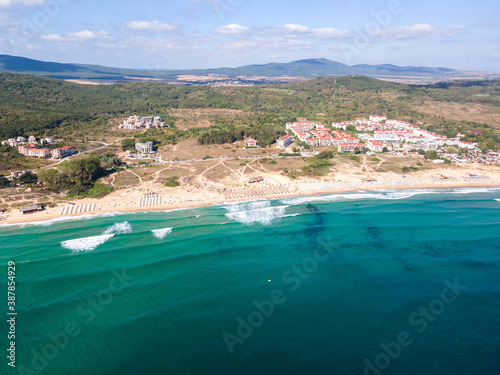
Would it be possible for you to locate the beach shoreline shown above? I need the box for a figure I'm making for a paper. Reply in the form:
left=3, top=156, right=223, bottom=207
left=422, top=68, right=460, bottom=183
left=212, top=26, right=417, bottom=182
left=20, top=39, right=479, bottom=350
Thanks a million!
left=2, top=181, right=499, bottom=227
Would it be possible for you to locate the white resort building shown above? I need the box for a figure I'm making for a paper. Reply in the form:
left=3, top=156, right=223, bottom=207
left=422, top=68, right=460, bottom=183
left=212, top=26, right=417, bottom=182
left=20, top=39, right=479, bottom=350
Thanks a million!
left=135, top=141, right=155, bottom=154
left=276, top=135, right=294, bottom=148
left=121, top=115, right=166, bottom=130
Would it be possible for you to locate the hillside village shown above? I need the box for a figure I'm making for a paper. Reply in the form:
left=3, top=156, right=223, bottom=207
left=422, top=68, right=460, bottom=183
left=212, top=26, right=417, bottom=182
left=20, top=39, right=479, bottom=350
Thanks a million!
left=2, top=135, right=75, bottom=159
left=1, top=110, right=499, bottom=223
left=279, top=115, right=476, bottom=153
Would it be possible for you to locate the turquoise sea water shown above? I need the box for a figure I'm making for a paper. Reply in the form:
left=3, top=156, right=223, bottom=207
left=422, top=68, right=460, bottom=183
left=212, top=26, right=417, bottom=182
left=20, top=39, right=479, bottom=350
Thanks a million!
left=1, top=188, right=500, bottom=375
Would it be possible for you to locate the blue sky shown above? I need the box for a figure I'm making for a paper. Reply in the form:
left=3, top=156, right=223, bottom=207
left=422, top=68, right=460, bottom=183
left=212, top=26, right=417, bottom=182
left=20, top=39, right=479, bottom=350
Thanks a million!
left=1, top=0, right=499, bottom=71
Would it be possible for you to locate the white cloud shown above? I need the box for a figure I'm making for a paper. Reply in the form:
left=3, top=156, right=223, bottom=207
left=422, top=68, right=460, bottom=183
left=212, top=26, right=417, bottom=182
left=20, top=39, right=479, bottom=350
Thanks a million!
left=368, top=23, right=463, bottom=39
left=126, top=21, right=176, bottom=32
left=212, top=23, right=251, bottom=34
left=41, top=30, right=111, bottom=42
left=0, top=0, right=45, bottom=7
left=67, top=30, right=109, bottom=40
left=280, top=24, right=353, bottom=39
left=41, top=33, right=65, bottom=41
left=283, top=24, right=311, bottom=34
left=312, top=28, right=353, bottom=39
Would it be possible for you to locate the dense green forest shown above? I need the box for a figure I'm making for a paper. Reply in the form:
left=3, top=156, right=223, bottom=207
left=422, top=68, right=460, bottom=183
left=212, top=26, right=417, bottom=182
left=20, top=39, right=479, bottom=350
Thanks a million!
left=0, top=73, right=499, bottom=148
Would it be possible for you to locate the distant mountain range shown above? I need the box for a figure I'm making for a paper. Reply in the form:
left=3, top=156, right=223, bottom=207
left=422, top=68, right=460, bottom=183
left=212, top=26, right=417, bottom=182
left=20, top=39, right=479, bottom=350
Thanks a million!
left=0, top=54, right=493, bottom=83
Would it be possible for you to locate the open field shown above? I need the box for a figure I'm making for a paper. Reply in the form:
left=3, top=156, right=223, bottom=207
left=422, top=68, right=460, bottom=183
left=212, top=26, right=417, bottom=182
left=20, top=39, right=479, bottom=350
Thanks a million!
left=168, top=108, right=252, bottom=130
left=415, top=101, right=500, bottom=128
left=159, top=140, right=277, bottom=160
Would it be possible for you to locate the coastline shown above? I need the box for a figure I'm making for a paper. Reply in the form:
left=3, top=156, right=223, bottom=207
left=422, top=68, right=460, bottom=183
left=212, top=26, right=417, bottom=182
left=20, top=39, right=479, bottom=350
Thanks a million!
left=2, top=181, right=499, bottom=228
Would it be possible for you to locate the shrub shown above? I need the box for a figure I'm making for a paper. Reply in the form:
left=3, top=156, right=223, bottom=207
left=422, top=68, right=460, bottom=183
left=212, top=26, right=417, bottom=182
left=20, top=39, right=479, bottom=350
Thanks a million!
left=425, top=150, right=439, bottom=160
left=316, top=151, right=334, bottom=160
left=350, top=155, right=360, bottom=162
left=402, top=166, right=411, bottom=173
left=165, top=178, right=180, bottom=187
left=71, top=183, right=113, bottom=198
left=370, top=157, right=380, bottom=162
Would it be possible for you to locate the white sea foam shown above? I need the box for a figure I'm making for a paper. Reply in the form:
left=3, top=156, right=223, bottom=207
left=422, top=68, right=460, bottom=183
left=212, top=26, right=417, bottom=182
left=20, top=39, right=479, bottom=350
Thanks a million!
left=0, top=211, right=128, bottom=229
left=61, top=234, right=115, bottom=252
left=279, top=188, right=500, bottom=206
left=495, top=199, right=500, bottom=202
left=280, top=191, right=421, bottom=206
left=225, top=201, right=288, bottom=225
left=59, top=221, right=131, bottom=253
left=151, top=227, right=173, bottom=239
left=103, top=221, right=133, bottom=235
left=451, top=187, right=499, bottom=194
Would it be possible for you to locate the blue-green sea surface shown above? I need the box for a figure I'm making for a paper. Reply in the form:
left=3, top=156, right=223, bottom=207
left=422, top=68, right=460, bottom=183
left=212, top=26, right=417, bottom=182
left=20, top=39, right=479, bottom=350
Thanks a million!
left=1, top=188, right=499, bottom=375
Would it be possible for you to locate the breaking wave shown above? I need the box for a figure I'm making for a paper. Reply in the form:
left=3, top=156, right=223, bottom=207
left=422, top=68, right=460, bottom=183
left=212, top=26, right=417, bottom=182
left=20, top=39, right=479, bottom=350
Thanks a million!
left=103, top=221, right=133, bottom=235
left=60, top=221, right=132, bottom=252
left=0, top=212, right=126, bottom=229
left=225, top=201, right=288, bottom=225
left=280, top=188, right=500, bottom=206
left=61, top=234, right=115, bottom=252
left=152, top=227, right=173, bottom=239
left=280, top=191, right=422, bottom=206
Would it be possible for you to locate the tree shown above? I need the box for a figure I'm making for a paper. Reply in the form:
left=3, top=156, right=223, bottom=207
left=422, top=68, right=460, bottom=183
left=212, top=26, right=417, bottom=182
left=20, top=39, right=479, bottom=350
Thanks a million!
left=58, top=156, right=104, bottom=186
left=382, top=146, right=388, bottom=153
left=121, top=139, right=136, bottom=151
left=38, top=169, right=62, bottom=187
left=18, top=172, right=38, bottom=184
left=425, top=150, right=439, bottom=160
left=0, top=176, right=9, bottom=188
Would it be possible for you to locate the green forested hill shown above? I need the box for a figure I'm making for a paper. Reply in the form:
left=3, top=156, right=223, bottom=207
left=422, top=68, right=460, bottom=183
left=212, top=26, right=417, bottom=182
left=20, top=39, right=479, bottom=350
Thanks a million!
left=0, top=55, right=460, bottom=80
left=0, top=72, right=499, bottom=148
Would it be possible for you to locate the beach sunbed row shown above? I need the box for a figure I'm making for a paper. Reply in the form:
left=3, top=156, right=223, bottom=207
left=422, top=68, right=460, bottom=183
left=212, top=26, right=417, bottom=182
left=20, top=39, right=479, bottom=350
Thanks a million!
left=462, top=175, right=500, bottom=184
left=58, top=203, right=97, bottom=216
left=296, top=182, right=363, bottom=192
left=139, top=196, right=163, bottom=207
left=224, top=185, right=293, bottom=199
left=378, top=178, right=426, bottom=187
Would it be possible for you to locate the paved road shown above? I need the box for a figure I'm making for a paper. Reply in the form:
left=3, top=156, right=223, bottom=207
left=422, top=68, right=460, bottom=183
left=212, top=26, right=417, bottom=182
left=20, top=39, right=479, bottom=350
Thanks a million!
left=42, top=139, right=125, bottom=169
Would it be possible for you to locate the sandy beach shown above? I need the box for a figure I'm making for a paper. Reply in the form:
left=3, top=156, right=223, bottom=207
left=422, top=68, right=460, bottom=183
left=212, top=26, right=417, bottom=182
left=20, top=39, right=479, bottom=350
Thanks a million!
left=2, top=164, right=500, bottom=227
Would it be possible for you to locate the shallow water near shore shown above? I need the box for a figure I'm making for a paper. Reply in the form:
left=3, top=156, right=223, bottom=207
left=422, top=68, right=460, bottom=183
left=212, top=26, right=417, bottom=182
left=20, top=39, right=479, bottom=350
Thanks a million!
left=1, top=188, right=500, bottom=375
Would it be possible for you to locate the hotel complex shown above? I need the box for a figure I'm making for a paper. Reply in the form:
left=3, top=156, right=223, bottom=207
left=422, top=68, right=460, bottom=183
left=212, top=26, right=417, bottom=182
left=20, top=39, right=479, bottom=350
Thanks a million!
left=333, top=115, right=476, bottom=150
left=120, top=115, right=166, bottom=130
left=279, top=115, right=478, bottom=153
